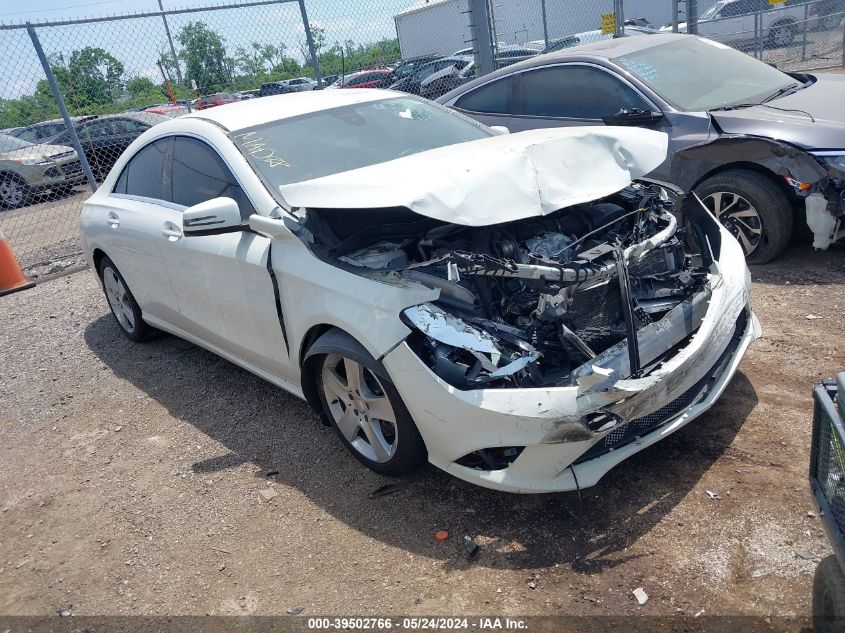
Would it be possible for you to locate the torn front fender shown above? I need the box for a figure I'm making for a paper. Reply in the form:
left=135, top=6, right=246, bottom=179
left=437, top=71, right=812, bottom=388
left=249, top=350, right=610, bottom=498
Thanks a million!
left=671, top=135, right=829, bottom=193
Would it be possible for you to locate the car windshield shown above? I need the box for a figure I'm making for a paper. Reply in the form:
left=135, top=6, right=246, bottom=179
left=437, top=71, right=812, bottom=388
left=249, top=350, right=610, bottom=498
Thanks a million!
left=614, top=36, right=801, bottom=111
left=0, top=133, right=34, bottom=152
left=700, top=1, right=728, bottom=20
left=230, top=96, right=492, bottom=189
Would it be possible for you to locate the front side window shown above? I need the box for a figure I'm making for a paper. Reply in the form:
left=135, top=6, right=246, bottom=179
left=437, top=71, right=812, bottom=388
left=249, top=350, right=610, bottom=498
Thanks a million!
left=454, top=76, right=515, bottom=114
left=230, top=96, right=492, bottom=192
left=515, top=65, right=648, bottom=119
left=171, top=136, right=254, bottom=218
left=112, top=137, right=172, bottom=200
left=79, top=121, right=113, bottom=140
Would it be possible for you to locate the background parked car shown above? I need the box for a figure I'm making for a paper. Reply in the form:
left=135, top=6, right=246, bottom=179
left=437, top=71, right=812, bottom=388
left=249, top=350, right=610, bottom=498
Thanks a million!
left=9, top=118, right=81, bottom=143
left=668, top=0, right=821, bottom=49
left=0, top=134, right=83, bottom=209
left=144, top=104, right=190, bottom=118
left=390, top=56, right=471, bottom=95
left=330, top=68, right=393, bottom=89
left=286, top=77, right=318, bottom=91
left=318, top=74, right=340, bottom=88
left=439, top=33, right=845, bottom=263
left=194, top=92, right=238, bottom=109
left=17, top=112, right=168, bottom=181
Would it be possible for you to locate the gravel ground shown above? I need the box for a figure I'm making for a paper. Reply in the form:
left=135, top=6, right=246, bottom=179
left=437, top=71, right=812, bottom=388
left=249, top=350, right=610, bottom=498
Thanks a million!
left=0, top=243, right=843, bottom=619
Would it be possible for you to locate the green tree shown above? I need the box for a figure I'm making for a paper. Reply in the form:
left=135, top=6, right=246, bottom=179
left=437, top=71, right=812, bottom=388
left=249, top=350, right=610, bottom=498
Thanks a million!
left=47, top=47, right=124, bottom=110
left=126, top=76, right=156, bottom=95
left=177, top=21, right=229, bottom=94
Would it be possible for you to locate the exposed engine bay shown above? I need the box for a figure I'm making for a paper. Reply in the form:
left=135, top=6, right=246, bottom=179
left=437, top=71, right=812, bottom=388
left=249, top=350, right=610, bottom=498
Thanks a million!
left=296, top=183, right=713, bottom=390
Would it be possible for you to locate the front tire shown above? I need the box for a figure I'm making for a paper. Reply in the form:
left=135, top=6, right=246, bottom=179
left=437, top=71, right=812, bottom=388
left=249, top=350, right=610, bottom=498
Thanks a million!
left=98, top=256, right=155, bottom=342
left=308, top=331, right=427, bottom=475
left=813, top=555, right=845, bottom=633
left=695, top=170, right=794, bottom=264
left=0, top=175, right=28, bottom=209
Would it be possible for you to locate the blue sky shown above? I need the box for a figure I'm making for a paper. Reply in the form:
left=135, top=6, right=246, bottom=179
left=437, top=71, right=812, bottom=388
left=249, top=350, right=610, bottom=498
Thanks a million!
left=0, top=0, right=410, bottom=99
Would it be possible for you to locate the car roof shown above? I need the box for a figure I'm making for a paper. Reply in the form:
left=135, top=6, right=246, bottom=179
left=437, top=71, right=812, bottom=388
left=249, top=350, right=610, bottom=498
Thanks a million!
left=442, top=32, right=686, bottom=99
left=184, top=89, right=398, bottom=131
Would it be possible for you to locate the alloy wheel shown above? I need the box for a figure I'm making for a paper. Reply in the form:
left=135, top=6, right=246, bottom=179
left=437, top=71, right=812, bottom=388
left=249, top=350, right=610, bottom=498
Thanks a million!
left=320, top=354, right=398, bottom=464
left=701, top=191, right=763, bottom=257
left=103, top=266, right=136, bottom=334
left=0, top=178, right=24, bottom=208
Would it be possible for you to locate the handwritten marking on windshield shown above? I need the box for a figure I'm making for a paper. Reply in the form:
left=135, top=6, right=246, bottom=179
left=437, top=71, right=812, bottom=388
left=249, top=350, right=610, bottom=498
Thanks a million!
left=232, top=131, right=289, bottom=168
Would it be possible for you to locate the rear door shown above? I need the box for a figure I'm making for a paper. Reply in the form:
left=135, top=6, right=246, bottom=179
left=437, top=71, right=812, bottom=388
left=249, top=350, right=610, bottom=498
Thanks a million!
left=98, top=136, right=181, bottom=322
left=449, top=73, right=517, bottom=128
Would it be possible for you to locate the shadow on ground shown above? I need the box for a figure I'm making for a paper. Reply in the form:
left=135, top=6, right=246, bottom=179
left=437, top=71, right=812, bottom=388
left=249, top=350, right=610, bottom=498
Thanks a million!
left=85, top=312, right=758, bottom=573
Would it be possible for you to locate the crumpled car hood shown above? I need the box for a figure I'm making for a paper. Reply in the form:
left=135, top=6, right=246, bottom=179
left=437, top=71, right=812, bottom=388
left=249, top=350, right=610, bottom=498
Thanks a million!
left=279, top=127, right=668, bottom=226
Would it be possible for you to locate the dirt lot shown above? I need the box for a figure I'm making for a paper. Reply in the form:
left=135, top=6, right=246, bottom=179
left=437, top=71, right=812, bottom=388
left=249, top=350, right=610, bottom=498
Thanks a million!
left=0, top=244, right=843, bottom=620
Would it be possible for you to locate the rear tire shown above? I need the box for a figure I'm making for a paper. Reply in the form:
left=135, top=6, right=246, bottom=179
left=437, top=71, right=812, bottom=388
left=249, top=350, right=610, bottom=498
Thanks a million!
left=813, top=556, right=845, bottom=633
left=695, top=170, right=794, bottom=264
left=307, top=330, right=427, bottom=475
left=98, top=256, right=156, bottom=342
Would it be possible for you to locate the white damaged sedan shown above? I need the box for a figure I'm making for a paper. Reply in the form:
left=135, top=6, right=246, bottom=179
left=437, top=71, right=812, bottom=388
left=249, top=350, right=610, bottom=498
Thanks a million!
left=80, top=89, right=760, bottom=493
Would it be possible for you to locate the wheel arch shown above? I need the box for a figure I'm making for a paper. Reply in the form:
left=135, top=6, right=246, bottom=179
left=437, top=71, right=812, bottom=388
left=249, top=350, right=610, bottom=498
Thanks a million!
left=689, top=161, right=796, bottom=203
left=0, top=169, right=28, bottom=185
left=92, top=248, right=107, bottom=275
left=298, top=324, right=372, bottom=420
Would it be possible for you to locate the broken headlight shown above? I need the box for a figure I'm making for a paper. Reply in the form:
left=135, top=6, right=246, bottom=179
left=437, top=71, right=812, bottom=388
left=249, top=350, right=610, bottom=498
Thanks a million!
left=401, top=303, right=541, bottom=389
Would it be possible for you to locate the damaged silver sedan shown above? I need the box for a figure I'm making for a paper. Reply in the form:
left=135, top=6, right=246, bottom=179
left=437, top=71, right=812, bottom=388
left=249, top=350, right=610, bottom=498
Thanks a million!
left=81, top=90, right=760, bottom=493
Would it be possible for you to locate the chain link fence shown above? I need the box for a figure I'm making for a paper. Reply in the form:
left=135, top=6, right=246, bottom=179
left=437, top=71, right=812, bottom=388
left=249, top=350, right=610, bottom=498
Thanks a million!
left=687, top=0, right=845, bottom=72
left=0, top=0, right=842, bottom=284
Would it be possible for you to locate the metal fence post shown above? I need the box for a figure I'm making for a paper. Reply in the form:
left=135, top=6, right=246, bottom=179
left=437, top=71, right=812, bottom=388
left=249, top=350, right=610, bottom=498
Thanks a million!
left=614, top=0, right=624, bottom=37
left=26, top=23, right=98, bottom=193
left=157, top=0, right=191, bottom=111
left=688, top=0, right=698, bottom=34
left=298, top=0, right=323, bottom=88
left=672, top=0, right=679, bottom=32
left=801, top=2, right=808, bottom=61
left=540, top=0, right=549, bottom=49
left=469, top=0, right=495, bottom=76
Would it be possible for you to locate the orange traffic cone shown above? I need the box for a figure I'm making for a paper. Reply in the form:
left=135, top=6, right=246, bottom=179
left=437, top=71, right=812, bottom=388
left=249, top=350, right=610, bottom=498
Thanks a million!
left=0, top=230, right=35, bottom=297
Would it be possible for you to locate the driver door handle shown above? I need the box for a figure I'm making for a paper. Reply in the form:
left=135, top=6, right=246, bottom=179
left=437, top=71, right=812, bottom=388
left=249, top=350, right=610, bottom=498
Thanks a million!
left=162, top=221, right=182, bottom=240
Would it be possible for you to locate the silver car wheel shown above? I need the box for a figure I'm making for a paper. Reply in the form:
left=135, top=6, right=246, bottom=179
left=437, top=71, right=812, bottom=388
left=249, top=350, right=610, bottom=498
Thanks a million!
left=320, top=354, right=398, bottom=464
left=702, top=191, right=763, bottom=257
left=0, top=178, right=24, bottom=208
left=102, top=266, right=136, bottom=334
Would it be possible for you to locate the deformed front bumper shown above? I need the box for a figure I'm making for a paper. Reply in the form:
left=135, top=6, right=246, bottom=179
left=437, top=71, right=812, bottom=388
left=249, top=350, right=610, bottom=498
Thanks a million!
left=381, top=223, right=760, bottom=493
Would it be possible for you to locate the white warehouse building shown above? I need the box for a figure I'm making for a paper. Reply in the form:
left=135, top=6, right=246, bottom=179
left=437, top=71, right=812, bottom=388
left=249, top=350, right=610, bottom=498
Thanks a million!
left=394, top=0, right=680, bottom=59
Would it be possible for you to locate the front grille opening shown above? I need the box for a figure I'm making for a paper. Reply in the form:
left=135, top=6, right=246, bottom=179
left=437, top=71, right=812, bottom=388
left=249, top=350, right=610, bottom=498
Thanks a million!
left=575, top=309, right=749, bottom=464
left=813, top=389, right=845, bottom=540
left=456, top=446, right=525, bottom=471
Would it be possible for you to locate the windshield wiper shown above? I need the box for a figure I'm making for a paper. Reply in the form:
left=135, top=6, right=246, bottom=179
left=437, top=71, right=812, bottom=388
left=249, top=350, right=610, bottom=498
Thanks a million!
left=708, top=103, right=757, bottom=112
left=762, top=82, right=802, bottom=103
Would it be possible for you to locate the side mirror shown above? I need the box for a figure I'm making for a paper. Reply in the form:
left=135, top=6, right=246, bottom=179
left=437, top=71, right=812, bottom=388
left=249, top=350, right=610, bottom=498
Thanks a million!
left=602, top=108, right=664, bottom=126
left=183, top=197, right=242, bottom=235
left=490, top=125, right=510, bottom=135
